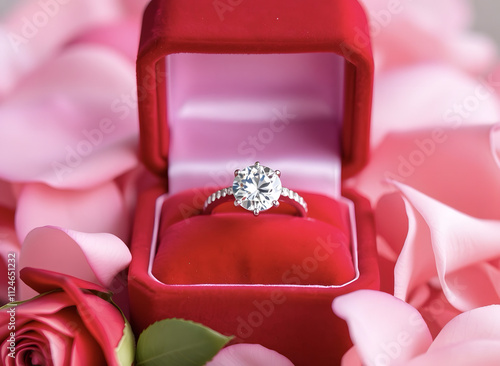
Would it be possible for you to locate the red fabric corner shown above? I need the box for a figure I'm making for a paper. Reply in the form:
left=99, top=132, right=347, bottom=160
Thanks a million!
left=137, top=0, right=373, bottom=178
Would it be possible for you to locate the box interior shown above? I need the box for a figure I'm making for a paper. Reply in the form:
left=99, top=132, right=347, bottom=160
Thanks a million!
left=150, top=52, right=361, bottom=287
left=166, top=53, right=345, bottom=198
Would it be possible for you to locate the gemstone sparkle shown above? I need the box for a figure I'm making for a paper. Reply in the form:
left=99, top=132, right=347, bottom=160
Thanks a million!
left=232, top=162, right=282, bottom=214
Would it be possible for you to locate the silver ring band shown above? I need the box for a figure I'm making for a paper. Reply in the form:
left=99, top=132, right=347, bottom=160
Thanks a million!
left=202, top=162, right=308, bottom=217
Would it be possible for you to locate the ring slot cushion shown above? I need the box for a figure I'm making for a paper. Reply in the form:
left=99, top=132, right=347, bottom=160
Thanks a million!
left=153, top=190, right=354, bottom=285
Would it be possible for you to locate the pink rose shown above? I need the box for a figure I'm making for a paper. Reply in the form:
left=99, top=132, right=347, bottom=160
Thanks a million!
left=0, top=268, right=134, bottom=366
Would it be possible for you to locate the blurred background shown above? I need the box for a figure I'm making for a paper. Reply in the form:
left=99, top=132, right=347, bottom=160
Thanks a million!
left=1, top=0, right=500, bottom=47
left=0, top=0, right=13, bottom=15
left=471, top=0, right=500, bottom=46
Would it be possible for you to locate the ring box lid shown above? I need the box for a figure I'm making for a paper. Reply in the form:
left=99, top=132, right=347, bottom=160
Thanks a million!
left=137, top=0, right=373, bottom=184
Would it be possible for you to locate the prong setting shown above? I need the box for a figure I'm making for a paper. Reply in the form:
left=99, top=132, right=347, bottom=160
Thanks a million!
left=217, top=162, right=306, bottom=216
left=203, top=164, right=307, bottom=217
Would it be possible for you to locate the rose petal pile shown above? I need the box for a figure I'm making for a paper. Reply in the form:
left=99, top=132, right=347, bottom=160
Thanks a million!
left=0, top=0, right=148, bottom=302
left=0, top=0, right=149, bottom=234
left=347, top=0, right=500, bottom=332
left=333, top=290, right=500, bottom=366
left=333, top=0, right=500, bottom=364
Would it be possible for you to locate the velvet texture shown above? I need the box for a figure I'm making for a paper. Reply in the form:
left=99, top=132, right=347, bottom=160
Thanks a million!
left=153, top=190, right=354, bottom=285
left=130, top=187, right=378, bottom=366
left=131, top=0, right=378, bottom=365
left=136, top=0, right=373, bottom=179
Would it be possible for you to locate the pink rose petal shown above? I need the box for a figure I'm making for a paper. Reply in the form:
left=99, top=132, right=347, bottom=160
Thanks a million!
left=350, top=125, right=500, bottom=221
left=76, top=293, right=129, bottom=354
left=369, top=67, right=500, bottom=148
left=492, top=123, right=500, bottom=168
left=374, top=192, right=409, bottom=259
left=412, top=286, right=462, bottom=338
left=0, top=45, right=138, bottom=189
left=488, top=64, right=500, bottom=105
left=70, top=20, right=142, bottom=62
left=447, top=33, right=498, bottom=75
left=0, top=0, right=132, bottom=96
left=392, top=191, right=437, bottom=305
left=430, top=305, right=500, bottom=350
left=19, top=322, right=70, bottom=365
left=393, top=181, right=500, bottom=311
left=405, top=306, right=500, bottom=366
left=373, top=193, right=409, bottom=295
left=359, top=0, right=496, bottom=73
left=207, top=344, right=294, bottom=366
left=115, top=166, right=146, bottom=225
left=333, top=290, right=432, bottom=366
left=70, top=319, right=108, bottom=366
left=15, top=181, right=129, bottom=243
left=121, top=0, right=150, bottom=17
left=3, top=293, right=73, bottom=324
left=20, top=267, right=110, bottom=295
left=376, top=251, right=397, bottom=295
left=406, top=341, right=500, bottom=366
left=340, top=346, right=363, bottom=366
left=19, top=227, right=131, bottom=300
left=28, top=307, right=87, bottom=338
left=0, top=26, right=22, bottom=99
left=0, top=179, right=16, bottom=209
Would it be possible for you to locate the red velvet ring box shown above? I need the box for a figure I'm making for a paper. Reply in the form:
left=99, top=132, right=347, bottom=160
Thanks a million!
left=129, top=0, right=379, bottom=365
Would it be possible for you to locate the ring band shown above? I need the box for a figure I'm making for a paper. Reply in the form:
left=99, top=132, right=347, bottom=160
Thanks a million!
left=203, top=162, right=308, bottom=217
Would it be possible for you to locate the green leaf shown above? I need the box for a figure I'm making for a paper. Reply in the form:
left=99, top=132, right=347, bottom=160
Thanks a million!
left=135, top=318, right=233, bottom=366
left=115, top=320, right=135, bottom=366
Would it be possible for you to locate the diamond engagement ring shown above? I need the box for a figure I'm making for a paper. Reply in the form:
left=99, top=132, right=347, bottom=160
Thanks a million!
left=203, top=162, right=308, bottom=217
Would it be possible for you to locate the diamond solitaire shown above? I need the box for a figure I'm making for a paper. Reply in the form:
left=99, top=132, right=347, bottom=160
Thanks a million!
left=203, top=162, right=308, bottom=216
left=233, top=162, right=282, bottom=214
